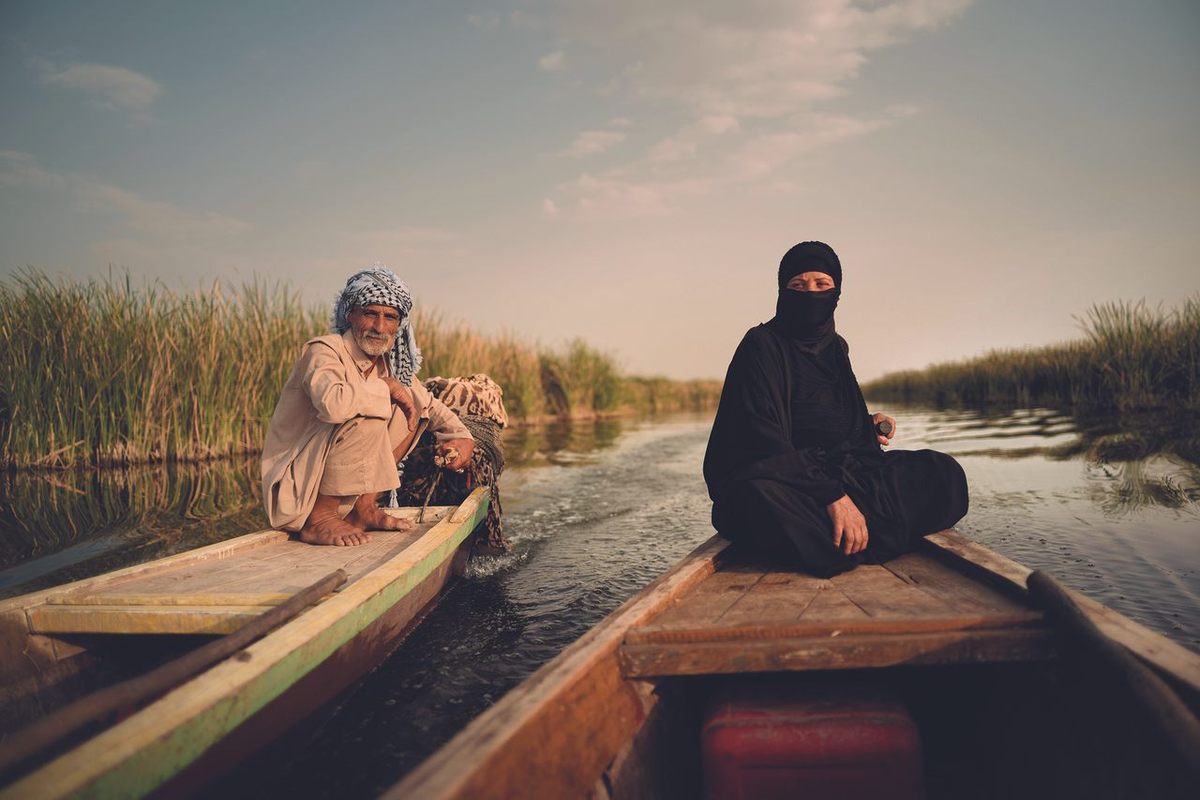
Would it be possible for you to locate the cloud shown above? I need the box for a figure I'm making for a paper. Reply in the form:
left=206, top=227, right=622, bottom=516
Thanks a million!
left=75, top=183, right=250, bottom=239
left=538, top=50, right=566, bottom=71
left=647, top=135, right=696, bottom=163
left=557, top=171, right=712, bottom=218
left=467, top=12, right=500, bottom=30
left=701, top=115, right=740, bottom=135
left=562, top=129, right=627, bottom=158
left=526, top=0, right=971, bottom=215
left=39, top=62, right=163, bottom=110
left=343, top=226, right=467, bottom=263
left=725, top=111, right=892, bottom=180
left=541, top=0, right=968, bottom=118
left=0, top=150, right=250, bottom=241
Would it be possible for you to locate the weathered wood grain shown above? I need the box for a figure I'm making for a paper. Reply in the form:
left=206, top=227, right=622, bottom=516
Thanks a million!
left=884, top=552, right=1028, bottom=614
left=715, top=571, right=825, bottom=628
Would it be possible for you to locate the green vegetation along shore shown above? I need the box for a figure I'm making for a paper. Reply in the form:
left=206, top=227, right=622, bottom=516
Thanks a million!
left=0, top=270, right=721, bottom=469
left=863, top=297, right=1200, bottom=414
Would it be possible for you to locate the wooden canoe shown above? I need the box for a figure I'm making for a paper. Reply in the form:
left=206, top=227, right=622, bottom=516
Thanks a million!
left=389, top=529, right=1200, bottom=799
left=0, top=486, right=489, bottom=799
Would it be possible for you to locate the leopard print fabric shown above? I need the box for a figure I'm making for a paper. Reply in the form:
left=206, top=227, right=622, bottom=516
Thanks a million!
left=394, top=374, right=509, bottom=552
left=422, top=374, right=508, bottom=428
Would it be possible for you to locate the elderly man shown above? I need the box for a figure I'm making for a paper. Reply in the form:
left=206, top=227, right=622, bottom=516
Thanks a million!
left=262, top=265, right=474, bottom=546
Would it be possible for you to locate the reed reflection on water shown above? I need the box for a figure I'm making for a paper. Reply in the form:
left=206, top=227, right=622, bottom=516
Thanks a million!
left=0, top=460, right=267, bottom=597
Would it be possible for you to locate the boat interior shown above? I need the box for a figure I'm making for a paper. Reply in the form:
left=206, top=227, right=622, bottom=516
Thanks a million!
left=600, top=540, right=1199, bottom=800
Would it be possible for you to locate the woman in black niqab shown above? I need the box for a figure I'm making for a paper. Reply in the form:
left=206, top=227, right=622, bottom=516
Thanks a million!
left=702, top=241, right=968, bottom=577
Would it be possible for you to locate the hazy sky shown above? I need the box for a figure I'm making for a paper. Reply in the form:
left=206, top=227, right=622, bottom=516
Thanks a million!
left=2, top=1, right=1198, bottom=380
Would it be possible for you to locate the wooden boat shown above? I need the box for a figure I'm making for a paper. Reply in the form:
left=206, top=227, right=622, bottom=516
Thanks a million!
left=0, top=486, right=489, bottom=799
left=390, top=529, right=1200, bottom=799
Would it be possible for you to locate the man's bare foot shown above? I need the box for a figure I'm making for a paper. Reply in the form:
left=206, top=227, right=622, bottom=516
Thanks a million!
left=299, top=515, right=372, bottom=547
left=346, top=494, right=415, bottom=532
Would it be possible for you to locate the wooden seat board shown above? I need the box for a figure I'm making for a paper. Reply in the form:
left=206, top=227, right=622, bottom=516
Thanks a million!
left=34, top=524, right=433, bottom=634
left=637, top=569, right=769, bottom=632
left=796, top=582, right=873, bottom=622
left=882, top=552, right=1030, bottom=614
left=712, top=572, right=827, bottom=628
left=826, top=564, right=906, bottom=592
left=829, top=583, right=954, bottom=619
left=620, top=626, right=1058, bottom=677
left=29, top=604, right=267, bottom=636
left=622, top=551, right=1049, bottom=674
left=48, top=526, right=429, bottom=608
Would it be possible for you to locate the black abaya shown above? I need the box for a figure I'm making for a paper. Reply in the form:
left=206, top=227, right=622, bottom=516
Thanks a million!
left=703, top=322, right=968, bottom=577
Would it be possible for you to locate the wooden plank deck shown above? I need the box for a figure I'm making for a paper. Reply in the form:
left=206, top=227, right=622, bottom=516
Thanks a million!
left=619, top=547, right=1057, bottom=677
left=26, top=509, right=452, bottom=636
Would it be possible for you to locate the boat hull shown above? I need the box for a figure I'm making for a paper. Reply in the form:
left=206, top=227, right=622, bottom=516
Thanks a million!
left=1, top=488, right=489, bottom=799
left=387, top=531, right=1200, bottom=800
left=157, top=531, right=472, bottom=796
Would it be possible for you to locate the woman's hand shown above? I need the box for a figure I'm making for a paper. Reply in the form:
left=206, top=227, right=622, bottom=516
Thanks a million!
left=826, top=494, right=869, bottom=555
left=871, top=412, right=897, bottom=446
left=382, top=377, right=418, bottom=430
left=435, top=438, right=475, bottom=472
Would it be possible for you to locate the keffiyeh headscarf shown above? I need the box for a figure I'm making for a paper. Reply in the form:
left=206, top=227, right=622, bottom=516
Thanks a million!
left=331, top=264, right=422, bottom=385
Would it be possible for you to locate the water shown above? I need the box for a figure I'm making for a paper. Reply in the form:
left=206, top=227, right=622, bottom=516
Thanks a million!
left=2, top=409, right=1197, bottom=796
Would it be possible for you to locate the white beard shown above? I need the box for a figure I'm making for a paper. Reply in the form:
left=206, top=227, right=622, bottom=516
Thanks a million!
left=354, top=330, right=394, bottom=357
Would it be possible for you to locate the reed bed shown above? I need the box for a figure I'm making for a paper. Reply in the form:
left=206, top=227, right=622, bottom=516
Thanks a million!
left=0, top=270, right=719, bottom=469
left=620, top=376, right=725, bottom=414
left=863, top=298, right=1200, bottom=413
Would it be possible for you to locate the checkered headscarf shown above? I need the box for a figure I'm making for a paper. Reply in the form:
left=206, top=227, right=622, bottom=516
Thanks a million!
left=331, top=264, right=422, bottom=385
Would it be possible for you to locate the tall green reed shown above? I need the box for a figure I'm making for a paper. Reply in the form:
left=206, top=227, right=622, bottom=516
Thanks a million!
left=0, top=270, right=720, bottom=469
left=0, top=270, right=327, bottom=468
left=538, top=339, right=622, bottom=417
left=862, top=297, right=1200, bottom=413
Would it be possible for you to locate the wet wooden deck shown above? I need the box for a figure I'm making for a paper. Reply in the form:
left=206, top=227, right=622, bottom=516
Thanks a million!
left=619, top=546, right=1057, bottom=677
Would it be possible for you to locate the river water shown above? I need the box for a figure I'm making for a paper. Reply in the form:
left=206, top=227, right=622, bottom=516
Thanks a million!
left=1, top=409, right=1197, bottom=796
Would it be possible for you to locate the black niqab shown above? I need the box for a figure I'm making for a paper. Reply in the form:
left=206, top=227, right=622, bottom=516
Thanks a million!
left=772, top=240, right=843, bottom=352
left=703, top=241, right=968, bottom=577
left=772, top=289, right=838, bottom=351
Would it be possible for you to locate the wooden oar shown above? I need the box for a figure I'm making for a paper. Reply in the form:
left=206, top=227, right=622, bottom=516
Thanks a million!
left=1026, top=570, right=1200, bottom=777
left=0, top=568, right=348, bottom=777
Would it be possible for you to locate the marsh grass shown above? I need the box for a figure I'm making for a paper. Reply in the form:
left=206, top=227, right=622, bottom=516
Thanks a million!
left=0, top=270, right=720, bottom=469
left=863, top=298, right=1200, bottom=413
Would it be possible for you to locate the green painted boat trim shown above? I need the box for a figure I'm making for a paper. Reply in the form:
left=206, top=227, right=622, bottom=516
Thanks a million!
left=4, top=487, right=489, bottom=800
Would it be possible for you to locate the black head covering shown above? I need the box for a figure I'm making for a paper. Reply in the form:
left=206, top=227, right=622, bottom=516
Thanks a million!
left=772, top=241, right=841, bottom=352
left=777, top=241, right=841, bottom=289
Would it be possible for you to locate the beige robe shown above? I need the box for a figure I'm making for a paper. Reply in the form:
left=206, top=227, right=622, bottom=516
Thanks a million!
left=261, top=331, right=471, bottom=531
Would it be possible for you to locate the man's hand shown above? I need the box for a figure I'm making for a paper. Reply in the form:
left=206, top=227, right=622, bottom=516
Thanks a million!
left=827, top=494, right=869, bottom=555
left=871, top=412, right=897, bottom=446
left=382, top=377, right=418, bottom=430
left=435, top=438, right=475, bottom=472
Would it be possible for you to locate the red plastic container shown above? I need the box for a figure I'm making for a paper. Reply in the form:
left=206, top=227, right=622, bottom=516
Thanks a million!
left=702, top=680, right=924, bottom=800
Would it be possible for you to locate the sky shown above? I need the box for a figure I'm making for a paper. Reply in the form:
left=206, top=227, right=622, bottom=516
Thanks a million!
left=2, top=0, right=1198, bottom=381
